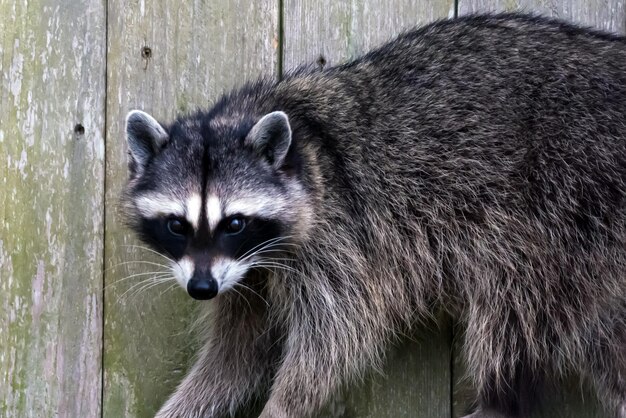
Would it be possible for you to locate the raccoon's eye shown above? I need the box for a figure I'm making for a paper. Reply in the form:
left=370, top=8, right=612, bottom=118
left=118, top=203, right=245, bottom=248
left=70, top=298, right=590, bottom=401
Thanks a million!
left=167, top=218, right=188, bottom=236
left=225, top=217, right=246, bottom=234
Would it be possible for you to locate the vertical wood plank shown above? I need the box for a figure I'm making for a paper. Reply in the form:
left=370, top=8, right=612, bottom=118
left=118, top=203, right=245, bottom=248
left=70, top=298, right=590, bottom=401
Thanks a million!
left=283, top=2, right=454, bottom=417
left=103, top=1, right=279, bottom=417
left=459, top=0, right=626, bottom=34
left=284, top=0, right=456, bottom=70
left=452, top=334, right=608, bottom=418
left=0, top=0, right=106, bottom=417
left=319, top=318, right=453, bottom=418
left=452, top=2, right=624, bottom=416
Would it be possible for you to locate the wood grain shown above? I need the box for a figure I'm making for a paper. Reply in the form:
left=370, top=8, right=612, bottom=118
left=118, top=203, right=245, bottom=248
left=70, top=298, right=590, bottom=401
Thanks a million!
left=459, top=0, right=626, bottom=34
left=283, top=2, right=453, bottom=416
left=102, top=1, right=278, bottom=416
left=0, top=0, right=106, bottom=417
left=319, top=318, right=453, bottom=418
left=283, top=0, right=456, bottom=71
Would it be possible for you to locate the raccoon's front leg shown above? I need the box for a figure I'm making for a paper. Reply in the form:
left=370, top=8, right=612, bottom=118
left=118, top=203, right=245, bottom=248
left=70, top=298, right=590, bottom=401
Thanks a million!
left=258, top=308, right=389, bottom=418
left=156, top=290, right=278, bottom=418
left=258, top=335, right=341, bottom=418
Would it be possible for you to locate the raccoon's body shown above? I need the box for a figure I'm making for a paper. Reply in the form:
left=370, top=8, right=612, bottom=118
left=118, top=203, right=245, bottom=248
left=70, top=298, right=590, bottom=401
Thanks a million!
left=121, top=13, right=626, bottom=418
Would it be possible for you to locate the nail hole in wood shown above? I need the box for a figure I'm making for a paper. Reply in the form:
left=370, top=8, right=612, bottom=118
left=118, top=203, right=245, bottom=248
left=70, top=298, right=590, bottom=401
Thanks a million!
left=141, top=46, right=152, bottom=59
left=316, top=55, right=327, bottom=69
left=74, top=123, right=85, bottom=136
left=141, top=46, right=152, bottom=70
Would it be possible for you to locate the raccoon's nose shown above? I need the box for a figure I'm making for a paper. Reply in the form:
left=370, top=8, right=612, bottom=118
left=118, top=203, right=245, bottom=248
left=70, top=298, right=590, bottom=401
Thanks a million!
left=187, top=276, right=219, bottom=300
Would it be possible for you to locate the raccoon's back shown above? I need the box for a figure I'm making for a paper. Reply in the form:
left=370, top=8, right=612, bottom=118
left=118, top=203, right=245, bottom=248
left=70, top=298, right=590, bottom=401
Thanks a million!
left=274, top=13, right=626, bottom=224
left=271, top=14, right=626, bottom=308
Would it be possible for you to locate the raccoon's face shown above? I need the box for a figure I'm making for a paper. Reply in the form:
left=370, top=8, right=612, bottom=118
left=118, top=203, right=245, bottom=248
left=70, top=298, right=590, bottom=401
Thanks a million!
left=121, top=109, right=311, bottom=300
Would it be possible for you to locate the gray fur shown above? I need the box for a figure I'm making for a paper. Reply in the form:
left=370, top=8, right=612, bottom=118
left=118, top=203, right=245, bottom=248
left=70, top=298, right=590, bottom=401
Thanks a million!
left=121, top=13, right=626, bottom=418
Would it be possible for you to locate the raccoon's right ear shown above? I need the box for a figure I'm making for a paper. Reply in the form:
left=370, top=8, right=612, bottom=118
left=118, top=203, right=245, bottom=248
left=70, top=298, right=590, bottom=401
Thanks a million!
left=125, top=110, right=169, bottom=175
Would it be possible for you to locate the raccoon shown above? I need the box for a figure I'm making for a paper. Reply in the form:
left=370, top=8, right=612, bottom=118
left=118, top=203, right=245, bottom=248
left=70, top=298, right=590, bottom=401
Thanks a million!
left=121, top=13, right=626, bottom=418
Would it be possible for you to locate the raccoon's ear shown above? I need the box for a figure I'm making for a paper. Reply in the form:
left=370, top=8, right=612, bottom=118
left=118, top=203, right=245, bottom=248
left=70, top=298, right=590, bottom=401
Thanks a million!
left=245, top=111, right=292, bottom=169
left=125, top=110, right=169, bottom=175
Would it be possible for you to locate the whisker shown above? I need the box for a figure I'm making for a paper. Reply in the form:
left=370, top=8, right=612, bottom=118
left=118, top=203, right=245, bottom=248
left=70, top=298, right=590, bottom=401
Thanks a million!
left=242, top=245, right=299, bottom=260
left=105, top=271, right=171, bottom=289
left=159, top=282, right=180, bottom=298
left=118, top=278, right=160, bottom=301
left=105, top=260, right=172, bottom=272
left=241, top=235, right=292, bottom=257
left=121, top=244, right=175, bottom=263
left=238, top=236, right=296, bottom=262
left=239, top=245, right=298, bottom=265
left=248, top=261, right=286, bottom=267
left=129, top=278, right=175, bottom=301
left=250, top=257, right=295, bottom=264
left=126, top=281, right=173, bottom=303
left=235, top=282, right=269, bottom=307
left=117, top=276, right=174, bottom=302
left=121, top=245, right=184, bottom=273
left=107, top=271, right=172, bottom=286
left=249, top=263, right=299, bottom=274
left=230, top=286, right=254, bottom=313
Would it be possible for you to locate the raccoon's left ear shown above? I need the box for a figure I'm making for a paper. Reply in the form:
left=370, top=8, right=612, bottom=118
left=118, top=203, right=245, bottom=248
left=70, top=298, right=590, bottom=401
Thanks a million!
left=245, top=111, right=292, bottom=169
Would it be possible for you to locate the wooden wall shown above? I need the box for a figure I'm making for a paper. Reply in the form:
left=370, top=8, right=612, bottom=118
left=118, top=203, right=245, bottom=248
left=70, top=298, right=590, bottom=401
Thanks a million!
left=1, top=1, right=623, bottom=417
left=0, top=0, right=106, bottom=416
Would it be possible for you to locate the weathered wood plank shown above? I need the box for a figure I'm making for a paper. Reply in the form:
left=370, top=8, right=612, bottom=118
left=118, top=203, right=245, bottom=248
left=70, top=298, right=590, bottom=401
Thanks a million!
left=452, top=335, right=608, bottom=418
left=283, top=2, right=454, bottom=416
left=318, top=318, right=452, bottom=418
left=453, top=2, right=624, bottom=416
left=0, top=0, right=106, bottom=417
left=283, top=0, right=456, bottom=70
left=103, top=1, right=279, bottom=416
left=459, top=0, right=626, bottom=34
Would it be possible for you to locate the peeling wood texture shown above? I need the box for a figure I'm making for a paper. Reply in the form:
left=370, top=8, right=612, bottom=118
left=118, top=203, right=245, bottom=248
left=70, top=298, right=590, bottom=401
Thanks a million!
left=102, top=1, right=278, bottom=417
left=282, top=2, right=453, bottom=416
left=0, top=0, right=106, bottom=417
